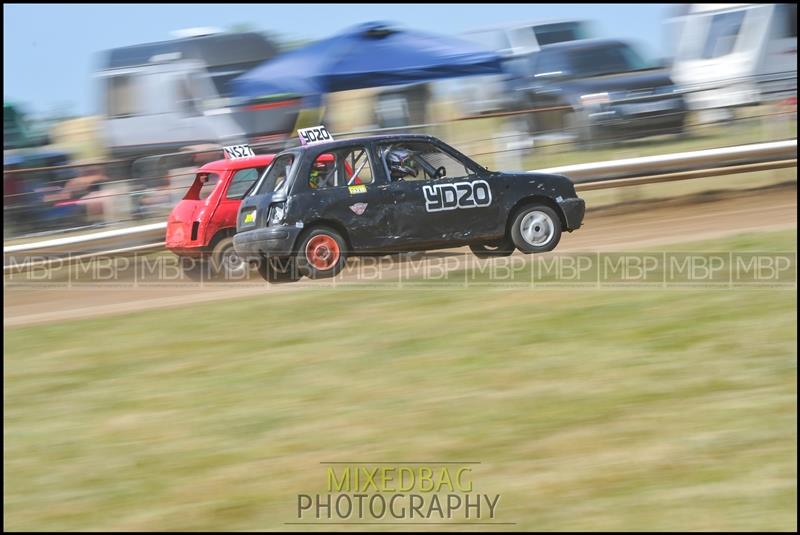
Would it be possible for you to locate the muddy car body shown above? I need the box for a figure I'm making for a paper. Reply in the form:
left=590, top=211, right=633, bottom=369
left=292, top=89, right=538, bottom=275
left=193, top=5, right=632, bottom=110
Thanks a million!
left=233, top=134, right=585, bottom=282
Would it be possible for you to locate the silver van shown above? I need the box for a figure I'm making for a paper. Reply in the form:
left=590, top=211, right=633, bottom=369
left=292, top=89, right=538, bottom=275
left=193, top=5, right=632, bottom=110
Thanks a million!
left=97, top=31, right=302, bottom=159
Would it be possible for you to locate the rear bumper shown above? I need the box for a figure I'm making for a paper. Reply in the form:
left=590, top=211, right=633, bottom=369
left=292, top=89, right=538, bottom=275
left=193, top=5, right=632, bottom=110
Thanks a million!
left=558, top=197, right=586, bottom=231
left=233, top=225, right=303, bottom=258
left=166, top=221, right=209, bottom=254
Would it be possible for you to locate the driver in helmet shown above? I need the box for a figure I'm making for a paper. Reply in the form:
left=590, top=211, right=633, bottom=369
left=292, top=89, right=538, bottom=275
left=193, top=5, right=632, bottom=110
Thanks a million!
left=309, top=159, right=330, bottom=189
left=384, top=147, right=419, bottom=181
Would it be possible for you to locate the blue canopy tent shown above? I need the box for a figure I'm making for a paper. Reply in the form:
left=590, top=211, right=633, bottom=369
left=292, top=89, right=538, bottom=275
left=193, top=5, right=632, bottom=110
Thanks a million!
left=231, top=21, right=503, bottom=108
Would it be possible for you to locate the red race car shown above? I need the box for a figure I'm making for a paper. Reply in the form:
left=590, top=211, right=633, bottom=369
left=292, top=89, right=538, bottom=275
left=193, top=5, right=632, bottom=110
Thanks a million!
left=166, top=146, right=275, bottom=279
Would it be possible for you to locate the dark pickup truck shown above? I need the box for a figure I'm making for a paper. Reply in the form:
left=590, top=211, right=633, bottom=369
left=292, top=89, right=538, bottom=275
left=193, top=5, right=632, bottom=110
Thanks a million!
left=233, top=133, right=585, bottom=282
left=526, top=39, right=688, bottom=146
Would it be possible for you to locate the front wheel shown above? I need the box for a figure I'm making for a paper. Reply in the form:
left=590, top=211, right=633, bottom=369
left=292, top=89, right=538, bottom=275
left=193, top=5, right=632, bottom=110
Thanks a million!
left=295, top=227, right=348, bottom=279
left=510, top=205, right=562, bottom=254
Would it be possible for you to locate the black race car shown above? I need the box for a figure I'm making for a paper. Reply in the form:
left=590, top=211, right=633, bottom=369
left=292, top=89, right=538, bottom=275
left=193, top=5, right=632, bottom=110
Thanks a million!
left=233, top=131, right=585, bottom=282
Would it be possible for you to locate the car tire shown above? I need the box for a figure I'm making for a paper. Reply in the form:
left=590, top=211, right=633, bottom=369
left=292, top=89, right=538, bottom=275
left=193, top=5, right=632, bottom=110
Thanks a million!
left=510, top=205, right=562, bottom=254
left=211, top=237, right=250, bottom=281
left=470, top=237, right=515, bottom=258
left=257, top=255, right=301, bottom=283
left=295, top=227, right=348, bottom=279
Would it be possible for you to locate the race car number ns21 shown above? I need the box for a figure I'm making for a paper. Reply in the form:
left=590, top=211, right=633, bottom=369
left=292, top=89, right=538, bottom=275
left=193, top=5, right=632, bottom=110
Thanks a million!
left=423, top=180, right=492, bottom=212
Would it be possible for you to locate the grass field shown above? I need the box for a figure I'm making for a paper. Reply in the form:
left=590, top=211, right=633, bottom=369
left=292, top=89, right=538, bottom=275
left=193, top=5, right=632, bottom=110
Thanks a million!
left=4, top=230, right=797, bottom=531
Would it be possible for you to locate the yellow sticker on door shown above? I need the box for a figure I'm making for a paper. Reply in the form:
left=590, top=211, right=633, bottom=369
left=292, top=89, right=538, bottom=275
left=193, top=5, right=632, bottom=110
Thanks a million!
left=348, top=184, right=367, bottom=195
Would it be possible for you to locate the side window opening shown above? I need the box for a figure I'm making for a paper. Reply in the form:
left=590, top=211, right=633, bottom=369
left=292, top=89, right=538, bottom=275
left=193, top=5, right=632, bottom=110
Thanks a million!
left=343, top=148, right=373, bottom=185
left=309, top=153, right=338, bottom=189
left=309, top=147, right=374, bottom=189
left=379, top=142, right=473, bottom=182
left=184, top=172, right=219, bottom=200
left=253, top=154, right=295, bottom=195
left=227, top=167, right=265, bottom=199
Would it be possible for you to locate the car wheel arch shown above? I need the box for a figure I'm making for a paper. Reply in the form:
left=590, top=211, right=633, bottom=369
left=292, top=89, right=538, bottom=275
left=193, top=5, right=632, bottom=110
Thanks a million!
left=298, top=219, right=353, bottom=253
left=207, top=227, right=237, bottom=252
left=506, top=196, right=567, bottom=236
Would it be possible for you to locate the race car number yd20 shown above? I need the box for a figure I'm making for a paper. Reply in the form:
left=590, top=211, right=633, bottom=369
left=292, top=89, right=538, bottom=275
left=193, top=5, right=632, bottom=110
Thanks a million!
left=298, top=125, right=333, bottom=146
left=423, top=180, right=492, bottom=212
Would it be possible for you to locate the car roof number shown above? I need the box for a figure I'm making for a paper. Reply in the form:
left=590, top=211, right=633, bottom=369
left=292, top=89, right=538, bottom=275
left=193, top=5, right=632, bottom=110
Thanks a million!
left=298, top=125, right=334, bottom=146
left=223, top=144, right=255, bottom=160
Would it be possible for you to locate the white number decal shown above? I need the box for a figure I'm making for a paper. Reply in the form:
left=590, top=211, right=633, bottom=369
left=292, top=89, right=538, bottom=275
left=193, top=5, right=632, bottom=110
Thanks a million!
left=298, top=125, right=334, bottom=145
left=223, top=144, right=255, bottom=160
left=423, top=180, right=492, bottom=212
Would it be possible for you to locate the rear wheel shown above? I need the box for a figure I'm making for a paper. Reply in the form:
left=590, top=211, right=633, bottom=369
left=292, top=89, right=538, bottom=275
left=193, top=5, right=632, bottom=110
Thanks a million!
left=469, top=237, right=515, bottom=258
left=296, top=227, right=348, bottom=279
left=510, top=205, right=562, bottom=254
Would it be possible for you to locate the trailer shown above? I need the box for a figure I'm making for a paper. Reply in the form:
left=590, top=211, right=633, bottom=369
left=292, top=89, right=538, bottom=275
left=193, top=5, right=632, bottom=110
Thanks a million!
left=669, top=4, right=797, bottom=114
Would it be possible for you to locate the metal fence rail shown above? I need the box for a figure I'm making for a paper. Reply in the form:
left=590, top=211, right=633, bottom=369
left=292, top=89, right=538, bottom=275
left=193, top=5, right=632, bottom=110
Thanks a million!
left=533, top=139, right=797, bottom=182
left=574, top=158, right=796, bottom=191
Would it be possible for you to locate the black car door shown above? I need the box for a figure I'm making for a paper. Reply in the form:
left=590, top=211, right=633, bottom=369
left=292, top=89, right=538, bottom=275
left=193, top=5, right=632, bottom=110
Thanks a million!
left=419, top=171, right=502, bottom=242
left=375, top=141, right=502, bottom=247
left=301, top=144, right=391, bottom=250
left=375, top=175, right=431, bottom=247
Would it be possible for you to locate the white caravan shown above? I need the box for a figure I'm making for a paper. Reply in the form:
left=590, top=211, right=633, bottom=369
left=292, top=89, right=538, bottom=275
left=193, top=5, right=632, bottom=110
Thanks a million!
left=669, top=3, right=797, bottom=111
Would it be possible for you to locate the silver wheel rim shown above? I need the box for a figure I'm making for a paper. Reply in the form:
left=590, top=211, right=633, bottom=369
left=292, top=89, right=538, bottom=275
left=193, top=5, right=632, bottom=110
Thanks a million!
left=520, top=211, right=555, bottom=247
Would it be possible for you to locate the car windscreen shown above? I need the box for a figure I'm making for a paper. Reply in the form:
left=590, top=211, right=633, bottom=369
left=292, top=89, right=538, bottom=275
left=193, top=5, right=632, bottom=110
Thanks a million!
left=567, top=44, right=651, bottom=77
left=533, top=22, right=588, bottom=46
left=252, top=154, right=295, bottom=195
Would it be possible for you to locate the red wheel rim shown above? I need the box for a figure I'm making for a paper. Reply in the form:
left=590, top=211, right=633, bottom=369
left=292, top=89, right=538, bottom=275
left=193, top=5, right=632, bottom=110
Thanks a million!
left=305, top=234, right=340, bottom=270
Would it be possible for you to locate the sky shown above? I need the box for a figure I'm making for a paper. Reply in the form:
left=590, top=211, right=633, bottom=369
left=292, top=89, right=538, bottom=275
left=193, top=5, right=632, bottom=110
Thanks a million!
left=3, top=3, right=678, bottom=117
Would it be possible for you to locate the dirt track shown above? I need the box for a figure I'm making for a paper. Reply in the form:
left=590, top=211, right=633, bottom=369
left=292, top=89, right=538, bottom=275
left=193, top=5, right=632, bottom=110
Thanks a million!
left=4, top=185, right=797, bottom=328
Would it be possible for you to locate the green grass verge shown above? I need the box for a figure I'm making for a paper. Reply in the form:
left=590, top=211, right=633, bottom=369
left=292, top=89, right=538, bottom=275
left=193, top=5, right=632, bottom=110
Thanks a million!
left=4, top=230, right=797, bottom=531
